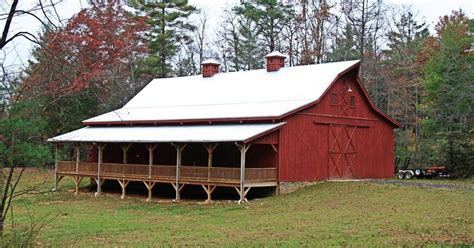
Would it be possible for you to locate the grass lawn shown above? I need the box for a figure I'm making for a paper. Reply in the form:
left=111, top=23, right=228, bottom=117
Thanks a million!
left=5, top=169, right=473, bottom=247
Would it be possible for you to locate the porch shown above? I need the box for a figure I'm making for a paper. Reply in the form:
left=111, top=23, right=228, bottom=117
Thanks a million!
left=56, top=161, right=278, bottom=201
left=49, top=123, right=284, bottom=203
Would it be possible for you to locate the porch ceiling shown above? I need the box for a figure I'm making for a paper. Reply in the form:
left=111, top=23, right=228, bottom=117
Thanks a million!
left=47, top=123, right=285, bottom=144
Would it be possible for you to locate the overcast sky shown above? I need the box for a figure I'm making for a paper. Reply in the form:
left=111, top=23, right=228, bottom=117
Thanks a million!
left=1, top=0, right=473, bottom=72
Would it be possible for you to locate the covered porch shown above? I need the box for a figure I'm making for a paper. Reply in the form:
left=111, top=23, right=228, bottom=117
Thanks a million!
left=49, top=123, right=284, bottom=203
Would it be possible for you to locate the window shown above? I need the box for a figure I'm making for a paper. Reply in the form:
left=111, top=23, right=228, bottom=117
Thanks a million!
left=350, top=96, right=356, bottom=108
left=330, top=93, right=337, bottom=106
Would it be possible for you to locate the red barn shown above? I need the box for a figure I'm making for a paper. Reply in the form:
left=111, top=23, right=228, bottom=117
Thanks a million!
left=49, top=52, right=400, bottom=202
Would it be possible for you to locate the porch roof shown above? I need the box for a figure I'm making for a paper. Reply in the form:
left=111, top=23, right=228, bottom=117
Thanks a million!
left=47, top=123, right=285, bottom=144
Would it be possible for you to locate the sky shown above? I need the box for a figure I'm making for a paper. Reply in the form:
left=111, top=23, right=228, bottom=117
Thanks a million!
left=1, top=0, right=472, bottom=73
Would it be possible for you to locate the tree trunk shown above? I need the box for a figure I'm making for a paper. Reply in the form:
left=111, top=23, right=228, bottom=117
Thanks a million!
left=0, top=212, right=3, bottom=237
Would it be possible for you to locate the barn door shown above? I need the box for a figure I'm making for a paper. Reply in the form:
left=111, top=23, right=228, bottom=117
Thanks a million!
left=328, top=125, right=357, bottom=179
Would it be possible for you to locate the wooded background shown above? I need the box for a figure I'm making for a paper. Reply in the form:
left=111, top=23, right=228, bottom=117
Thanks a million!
left=0, top=0, right=473, bottom=176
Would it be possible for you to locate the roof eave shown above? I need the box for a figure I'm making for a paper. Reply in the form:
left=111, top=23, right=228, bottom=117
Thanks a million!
left=243, top=122, right=286, bottom=144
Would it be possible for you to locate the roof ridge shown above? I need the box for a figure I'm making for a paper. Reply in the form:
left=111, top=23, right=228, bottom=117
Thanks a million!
left=122, top=99, right=313, bottom=110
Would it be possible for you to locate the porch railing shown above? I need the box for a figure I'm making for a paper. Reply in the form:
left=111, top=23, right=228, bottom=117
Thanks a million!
left=56, top=161, right=277, bottom=183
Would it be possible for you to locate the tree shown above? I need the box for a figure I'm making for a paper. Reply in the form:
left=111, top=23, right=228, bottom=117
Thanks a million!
left=298, top=0, right=334, bottom=64
left=237, top=15, right=264, bottom=70
left=234, top=0, right=294, bottom=53
left=340, top=0, right=388, bottom=110
left=130, top=0, right=197, bottom=78
left=420, top=11, right=473, bottom=176
left=0, top=0, right=65, bottom=239
left=341, top=0, right=386, bottom=61
left=21, top=1, right=149, bottom=113
left=0, top=0, right=65, bottom=50
left=194, top=11, right=209, bottom=72
left=215, top=8, right=243, bottom=72
left=382, top=7, right=428, bottom=159
left=326, top=23, right=359, bottom=62
left=0, top=100, right=51, bottom=235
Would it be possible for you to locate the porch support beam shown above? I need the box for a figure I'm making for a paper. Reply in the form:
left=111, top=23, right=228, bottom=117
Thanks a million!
left=146, top=144, right=157, bottom=179
left=53, top=144, right=58, bottom=192
left=270, top=144, right=280, bottom=196
left=234, top=186, right=252, bottom=202
left=75, top=144, right=80, bottom=174
left=204, top=143, right=218, bottom=180
left=171, top=143, right=186, bottom=202
left=271, top=144, right=278, bottom=153
left=143, top=181, right=156, bottom=201
left=118, top=179, right=130, bottom=199
left=120, top=143, right=131, bottom=177
left=95, top=144, right=106, bottom=197
left=202, top=185, right=217, bottom=203
left=120, top=143, right=131, bottom=164
left=235, top=142, right=251, bottom=204
left=203, top=143, right=218, bottom=203
left=73, top=176, right=83, bottom=196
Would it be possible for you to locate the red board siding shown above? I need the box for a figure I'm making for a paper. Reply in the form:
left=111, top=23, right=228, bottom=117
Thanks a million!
left=278, top=69, right=395, bottom=182
left=251, top=131, right=279, bottom=144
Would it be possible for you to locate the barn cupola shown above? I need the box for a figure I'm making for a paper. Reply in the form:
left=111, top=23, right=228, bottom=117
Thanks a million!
left=201, top=59, right=220, bottom=78
left=265, top=51, right=287, bottom=72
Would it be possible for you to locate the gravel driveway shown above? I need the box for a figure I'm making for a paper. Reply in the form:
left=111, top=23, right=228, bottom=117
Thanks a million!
left=370, top=179, right=474, bottom=191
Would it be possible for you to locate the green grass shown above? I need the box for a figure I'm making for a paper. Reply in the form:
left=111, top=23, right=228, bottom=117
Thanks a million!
left=6, top=169, right=474, bottom=247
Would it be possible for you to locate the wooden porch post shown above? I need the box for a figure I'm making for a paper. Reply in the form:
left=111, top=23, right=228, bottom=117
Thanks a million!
left=147, top=144, right=157, bottom=179
left=236, top=142, right=251, bottom=204
left=117, top=143, right=131, bottom=199
left=271, top=144, right=280, bottom=196
left=53, top=144, right=58, bottom=192
left=121, top=143, right=131, bottom=164
left=73, top=144, right=82, bottom=195
left=172, top=143, right=186, bottom=202
left=120, top=144, right=131, bottom=177
left=75, top=144, right=80, bottom=174
left=203, top=143, right=218, bottom=202
left=143, top=144, right=157, bottom=201
left=95, top=144, right=105, bottom=197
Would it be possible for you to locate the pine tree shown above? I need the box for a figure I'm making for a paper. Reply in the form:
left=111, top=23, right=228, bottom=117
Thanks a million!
left=234, top=0, right=294, bottom=53
left=420, top=11, right=474, bottom=176
left=327, top=23, right=359, bottom=62
left=237, top=17, right=264, bottom=70
left=131, top=0, right=197, bottom=78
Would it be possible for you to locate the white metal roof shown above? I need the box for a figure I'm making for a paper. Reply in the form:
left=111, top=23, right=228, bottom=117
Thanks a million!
left=265, top=51, right=287, bottom=58
left=201, top=58, right=220, bottom=65
left=48, top=123, right=285, bottom=143
left=84, top=60, right=360, bottom=124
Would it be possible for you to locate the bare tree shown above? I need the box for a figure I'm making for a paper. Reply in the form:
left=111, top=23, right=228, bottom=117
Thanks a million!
left=341, top=0, right=386, bottom=61
left=215, top=8, right=242, bottom=72
left=194, top=10, right=208, bottom=72
left=0, top=0, right=65, bottom=50
left=0, top=0, right=66, bottom=237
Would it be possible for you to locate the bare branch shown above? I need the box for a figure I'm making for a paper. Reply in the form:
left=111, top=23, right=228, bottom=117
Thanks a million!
left=0, top=0, right=19, bottom=50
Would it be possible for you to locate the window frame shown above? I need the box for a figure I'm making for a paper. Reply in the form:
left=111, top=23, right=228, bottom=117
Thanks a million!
left=330, top=93, right=337, bottom=106
left=350, top=95, right=356, bottom=108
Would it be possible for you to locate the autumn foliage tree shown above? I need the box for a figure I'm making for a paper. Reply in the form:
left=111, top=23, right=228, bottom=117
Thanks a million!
left=381, top=7, right=429, bottom=159
left=22, top=1, right=149, bottom=114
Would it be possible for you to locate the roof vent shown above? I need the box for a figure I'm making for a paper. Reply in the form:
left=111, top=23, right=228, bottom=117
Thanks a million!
left=265, top=51, right=287, bottom=72
left=201, top=59, right=220, bottom=78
